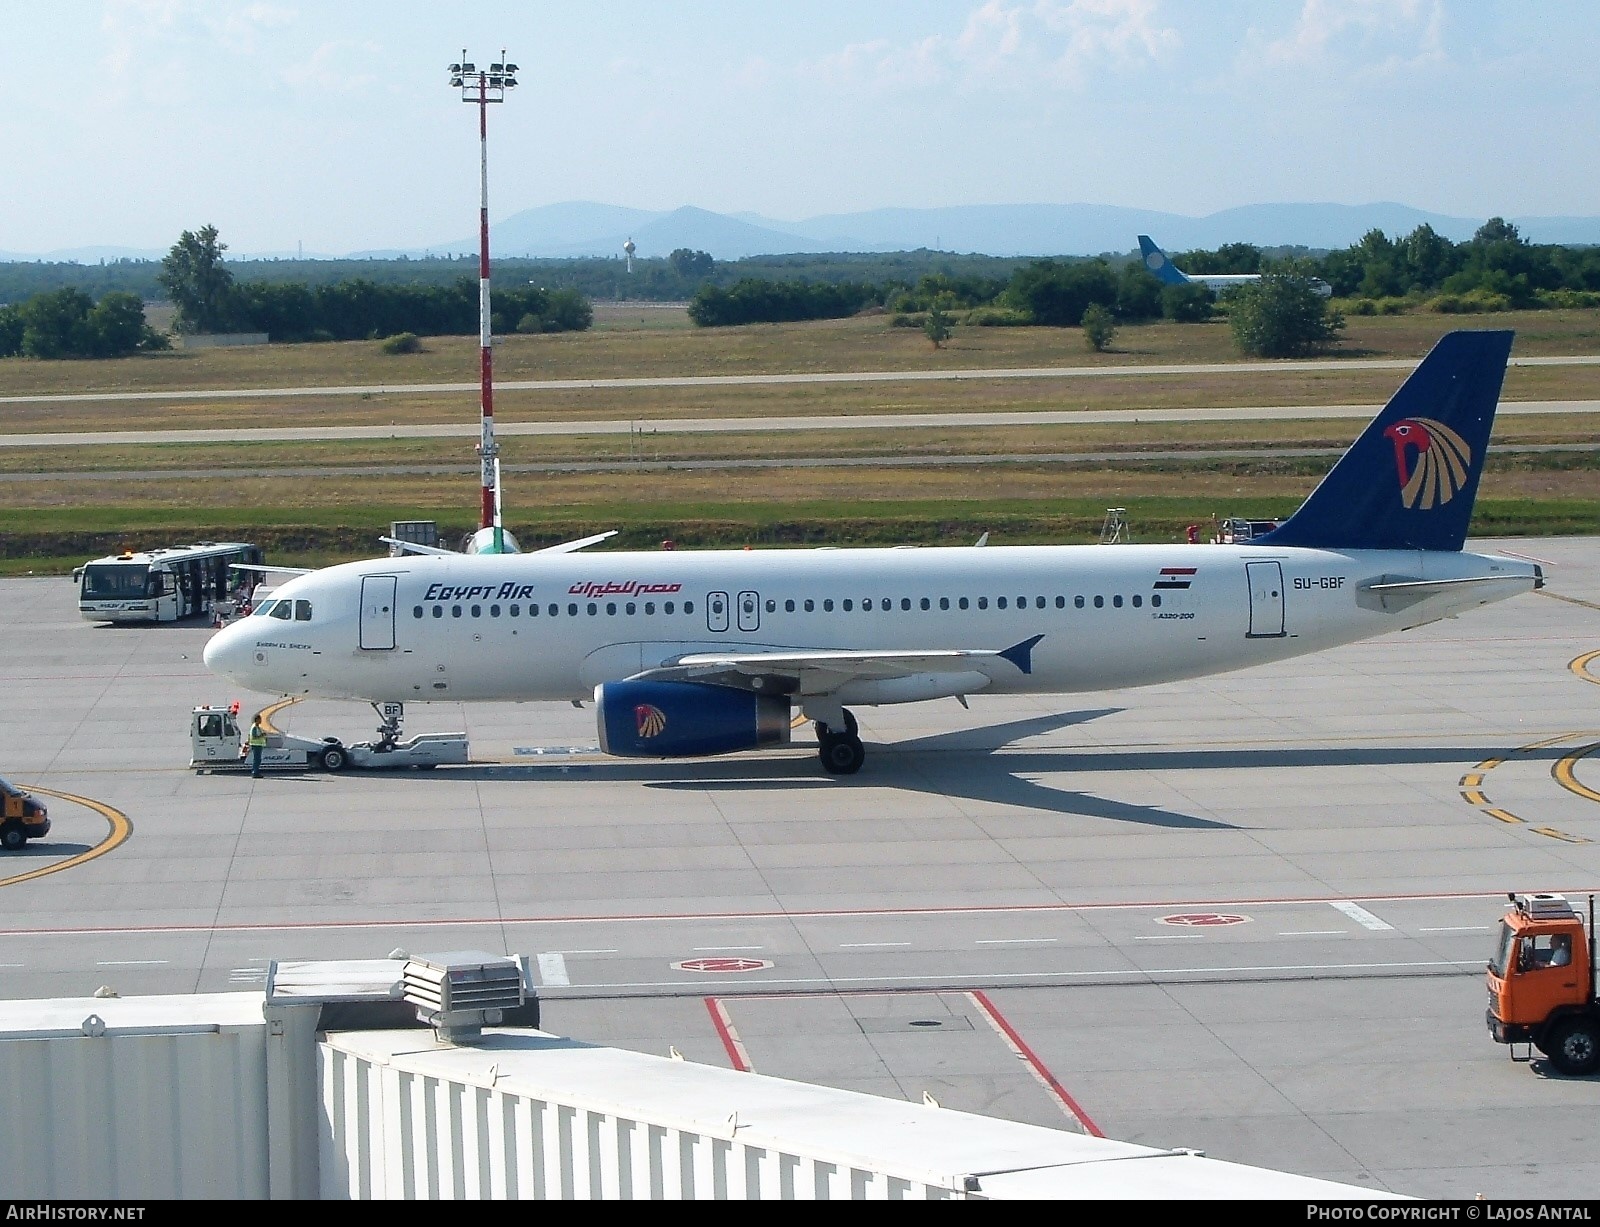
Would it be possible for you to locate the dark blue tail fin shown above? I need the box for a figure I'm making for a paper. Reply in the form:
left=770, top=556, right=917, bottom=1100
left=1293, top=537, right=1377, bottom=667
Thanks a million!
left=1137, top=235, right=1191, bottom=286
left=1254, top=330, right=1512, bottom=553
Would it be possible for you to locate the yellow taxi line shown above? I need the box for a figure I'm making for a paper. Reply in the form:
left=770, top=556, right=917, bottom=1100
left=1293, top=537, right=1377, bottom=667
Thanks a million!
left=0, top=788, right=132, bottom=889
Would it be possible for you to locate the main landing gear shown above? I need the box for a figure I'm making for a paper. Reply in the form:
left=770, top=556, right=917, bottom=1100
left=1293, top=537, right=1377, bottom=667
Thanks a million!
left=815, top=709, right=864, bottom=776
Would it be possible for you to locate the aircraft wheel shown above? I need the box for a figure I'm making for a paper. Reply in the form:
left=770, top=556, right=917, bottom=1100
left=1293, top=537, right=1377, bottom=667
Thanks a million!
left=820, top=735, right=865, bottom=776
left=319, top=746, right=347, bottom=773
left=1546, top=1017, right=1600, bottom=1076
left=0, top=822, right=26, bottom=852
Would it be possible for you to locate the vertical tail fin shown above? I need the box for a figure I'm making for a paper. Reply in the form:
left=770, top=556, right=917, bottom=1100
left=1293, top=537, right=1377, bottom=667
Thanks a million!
left=1137, top=235, right=1190, bottom=286
left=1255, top=330, right=1513, bottom=553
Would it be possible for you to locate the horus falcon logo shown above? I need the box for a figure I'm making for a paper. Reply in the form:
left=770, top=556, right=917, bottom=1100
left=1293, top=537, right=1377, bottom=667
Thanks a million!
left=634, top=704, right=667, bottom=739
left=1383, top=417, right=1472, bottom=510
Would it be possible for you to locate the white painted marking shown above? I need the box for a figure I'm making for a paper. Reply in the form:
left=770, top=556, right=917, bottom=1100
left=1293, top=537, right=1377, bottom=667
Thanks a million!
left=976, top=938, right=1059, bottom=945
left=692, top=946, right=765, bottom=951
left=1420, top=925, right=1493, bottom=932
left=552, top=948, right=618, bottom=955
left=0, top=963, right=22, bottom=969
left=1329, top=901, right=1393, bottom=931
left=96, top=960, right=167, bottom=966
left=1279, top=930, right=1347, bottom=936
left=1133, top=934, right=1210, bottom=940
left=839, top=942, right=910, bottom=948
left=536, top=952, right=571, bottom=986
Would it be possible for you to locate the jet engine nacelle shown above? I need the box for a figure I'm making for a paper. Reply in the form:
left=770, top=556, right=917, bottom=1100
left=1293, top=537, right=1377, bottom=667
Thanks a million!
left=595, top=680, right=792, bottom=758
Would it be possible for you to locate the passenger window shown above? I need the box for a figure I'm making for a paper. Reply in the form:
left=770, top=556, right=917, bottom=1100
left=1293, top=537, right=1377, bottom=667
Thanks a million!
left=1055, top=596, right=1065, bottom=609
left=471, top=605, right=481, bottom=617
left=824, top=599, right=834, bottom=612
left=413, top=606, right=423, bottom=619
left=958, top=597, right=968, bottom=610
left=978, top=597, right=988, bottom=610
left=490, top=604, right=501, bottom=617
left=1113, top=595, right=1123, bottom=608
left=452, top=605, right=462, bottom=618
left=765, top=599, right=776, bottom=613
left=939, top=597, right=950, bottom=611
left=920, top=598, right=930, bottom=610
left=587, top=603, right=597, bottom=616
left=785, top=599, right=795, bottom=613
left=433, top=605, right=443, bottom=618
left=844, top=599, right=854, bottom=611
left=684, top=601, right=695, bottom=614
left=1152, top=594, right=1162, bottom=608
left=606, top=603, right=617, bottom=616
left=510, top=603, right=520, bottom=616
left=1035, top=596, right=1046, bottom=609
left=665, top=601, right=675, bottom=614
left=1093, top=596, right=1104, bottom=608
left=567, top=603, right=577, bottom=616
left=645, top=602, right=655, bottom=615
left=270, top=602, right=292, bottom=620
left=626, top=602, right=636, bottom=615
left=1075, top=595, right=1085, bottom=608
left=804, top=599, right=814, bottom=612
left=997, top=597, right=1007, bottom=610
left=901, top=598, right=911, bottom=611
left=1132, top=595, right=1142, bottom=608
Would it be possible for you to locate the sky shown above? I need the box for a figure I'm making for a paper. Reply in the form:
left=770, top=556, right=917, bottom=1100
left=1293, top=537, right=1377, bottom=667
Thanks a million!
left=3, top=1, right=1596, bottom=255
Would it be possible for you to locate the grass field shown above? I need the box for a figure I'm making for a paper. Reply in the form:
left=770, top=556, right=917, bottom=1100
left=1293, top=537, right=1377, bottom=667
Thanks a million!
left=1, top=309, right=1596, bottom=570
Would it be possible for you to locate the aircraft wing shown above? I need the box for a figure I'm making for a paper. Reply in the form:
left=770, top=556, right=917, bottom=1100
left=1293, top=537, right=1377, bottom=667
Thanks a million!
left=629, top=635, right=1043, bottom=692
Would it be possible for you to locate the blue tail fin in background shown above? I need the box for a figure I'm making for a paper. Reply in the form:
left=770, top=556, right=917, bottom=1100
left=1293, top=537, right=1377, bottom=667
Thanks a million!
left=1254, top=330, right=1513, bottom=553
left=1137, top=235, right=1190, bottom=286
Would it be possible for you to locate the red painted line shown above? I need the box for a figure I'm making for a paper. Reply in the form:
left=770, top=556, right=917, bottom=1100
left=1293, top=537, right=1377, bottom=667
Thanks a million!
left=0, top=887, right=1594, bottom=940
left=704, top=996, right=751, bottom=1071
left=968, top=989, right=1103, bottom=1137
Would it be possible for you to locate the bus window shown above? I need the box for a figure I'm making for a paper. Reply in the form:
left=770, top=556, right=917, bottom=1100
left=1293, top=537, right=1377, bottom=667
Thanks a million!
left=294, top=600, right=312, bottom=621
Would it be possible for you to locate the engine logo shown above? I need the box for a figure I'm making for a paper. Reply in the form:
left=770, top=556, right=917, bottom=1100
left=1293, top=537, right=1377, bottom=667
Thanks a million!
left=635, top=704, right=667, bottom=738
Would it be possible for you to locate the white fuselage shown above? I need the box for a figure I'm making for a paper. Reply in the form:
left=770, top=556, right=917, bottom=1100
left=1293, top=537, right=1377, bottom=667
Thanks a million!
left=202, top=542, right=1538, bottom=708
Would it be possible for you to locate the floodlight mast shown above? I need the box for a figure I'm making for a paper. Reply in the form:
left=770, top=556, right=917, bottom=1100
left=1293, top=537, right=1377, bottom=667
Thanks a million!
left=449, top=50, right=518, bottom=550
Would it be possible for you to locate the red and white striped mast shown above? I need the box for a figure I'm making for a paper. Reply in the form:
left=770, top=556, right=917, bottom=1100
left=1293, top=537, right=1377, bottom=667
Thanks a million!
left=449, top=50, right=517, bottom=553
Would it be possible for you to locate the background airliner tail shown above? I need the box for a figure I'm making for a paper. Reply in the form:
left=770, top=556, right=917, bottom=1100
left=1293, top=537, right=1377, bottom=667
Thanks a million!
left=1137, top=234, right=1191, bottom=286
left=1255, top=330, right=1513, bottom=553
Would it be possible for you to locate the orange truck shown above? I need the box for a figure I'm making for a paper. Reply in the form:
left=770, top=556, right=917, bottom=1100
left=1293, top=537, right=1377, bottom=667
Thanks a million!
left=1486, top=892, right=1598, bottom=1075
left=0, top=774, right=50, bottom=852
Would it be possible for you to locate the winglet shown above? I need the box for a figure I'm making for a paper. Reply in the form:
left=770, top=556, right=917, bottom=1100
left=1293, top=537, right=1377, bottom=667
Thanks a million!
left=998, top=634, right=1045, bottom=675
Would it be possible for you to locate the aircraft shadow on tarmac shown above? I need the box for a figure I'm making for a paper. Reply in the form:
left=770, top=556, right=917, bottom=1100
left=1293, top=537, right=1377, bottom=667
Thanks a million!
left=0, top=842, right=96, bottom=859
left=361, top=710, right=1587, bottom=831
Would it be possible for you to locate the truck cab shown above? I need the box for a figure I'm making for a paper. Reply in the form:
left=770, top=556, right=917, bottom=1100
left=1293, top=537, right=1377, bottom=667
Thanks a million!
left=0, top=775, right=51, bottom=851
left=1486, top=892, right=1598, bottom=1074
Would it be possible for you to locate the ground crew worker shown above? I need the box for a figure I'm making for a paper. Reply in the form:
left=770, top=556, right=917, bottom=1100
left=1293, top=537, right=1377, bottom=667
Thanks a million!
left=247, top=714, right=268, bottom=779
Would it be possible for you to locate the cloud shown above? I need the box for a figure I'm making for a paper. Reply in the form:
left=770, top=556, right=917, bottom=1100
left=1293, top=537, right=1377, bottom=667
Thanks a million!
left=1245, top=0, right=1446, bottom=79
left=282, top=40, right=381, bottom=94
left=812, top=0, right=1180, bottom=94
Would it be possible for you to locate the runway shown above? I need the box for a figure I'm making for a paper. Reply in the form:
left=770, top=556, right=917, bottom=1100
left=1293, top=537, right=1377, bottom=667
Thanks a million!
left=1, top=536, right=1597, bottom=1197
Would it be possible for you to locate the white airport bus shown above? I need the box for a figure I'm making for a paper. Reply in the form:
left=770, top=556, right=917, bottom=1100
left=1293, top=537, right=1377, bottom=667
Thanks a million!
left=77, top=541, right=263, bottom=624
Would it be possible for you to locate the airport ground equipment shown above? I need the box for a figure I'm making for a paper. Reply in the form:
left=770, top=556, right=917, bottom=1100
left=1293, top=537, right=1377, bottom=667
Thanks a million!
left=77, top=541, right=262, bottom=623
left=189, top=705, right=469, bottom=773
left=1486, top=892, right=1599, bottom=1074
left=0, top=775, right=50, bottom=850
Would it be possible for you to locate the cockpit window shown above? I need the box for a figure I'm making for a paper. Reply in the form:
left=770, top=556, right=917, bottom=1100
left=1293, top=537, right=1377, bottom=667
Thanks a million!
left=251, top=600, right=276, bottom=617
left=294, top=600, right=312, bottom=621
left=269, top=601, right=292, bottom=620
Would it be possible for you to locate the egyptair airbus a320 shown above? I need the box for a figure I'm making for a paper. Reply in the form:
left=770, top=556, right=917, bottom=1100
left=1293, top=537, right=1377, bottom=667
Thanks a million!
left=204, top=330, right=1541, bottom=776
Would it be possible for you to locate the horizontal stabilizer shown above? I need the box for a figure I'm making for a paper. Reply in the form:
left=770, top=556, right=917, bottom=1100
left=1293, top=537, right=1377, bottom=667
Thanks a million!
left=536, top=530, right=619, bottom=555
left=379, top=537, right=458, bottom=557
left=230, top=563, right=313, bottom=576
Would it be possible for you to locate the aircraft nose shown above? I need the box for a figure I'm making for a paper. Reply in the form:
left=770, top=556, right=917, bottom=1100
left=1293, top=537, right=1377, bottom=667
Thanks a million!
left=202, top=621, right=251, bottom=683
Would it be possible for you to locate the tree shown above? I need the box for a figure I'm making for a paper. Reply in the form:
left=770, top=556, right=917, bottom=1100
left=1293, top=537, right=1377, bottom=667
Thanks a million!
left=83, top=292, right=152, bottom=357
left=1229, top=272, right=1345, bottom=358
left=0, top=305, right=23, bottom=358
left=669, top=248, right=714, bottom=280
left=1081, top=302, right=1116, bottom=352
left=923, top=296, right=954, bottom=348
left=159, top=224, right=239, bottom=333
left=1160, top=282, right=1213, bottom=322
left=19, top=287, right=94, bottom=358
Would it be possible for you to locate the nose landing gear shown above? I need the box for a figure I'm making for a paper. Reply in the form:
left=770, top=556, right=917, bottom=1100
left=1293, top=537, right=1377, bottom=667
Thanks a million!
left=371, top=700, right=405, bottom=752
left=815, top=709, right=864, bottom=776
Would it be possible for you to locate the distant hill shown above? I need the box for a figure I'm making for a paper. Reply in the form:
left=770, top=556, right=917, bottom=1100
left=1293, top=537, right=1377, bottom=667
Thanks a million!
left=6, top=202, right=1597, bottom=265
